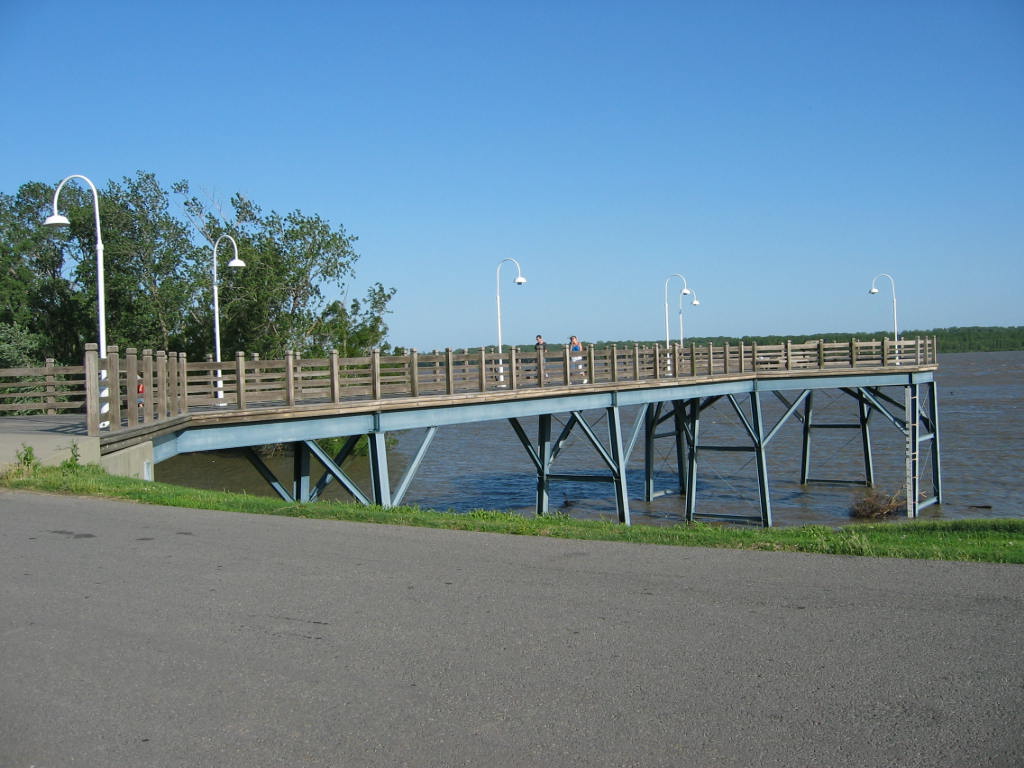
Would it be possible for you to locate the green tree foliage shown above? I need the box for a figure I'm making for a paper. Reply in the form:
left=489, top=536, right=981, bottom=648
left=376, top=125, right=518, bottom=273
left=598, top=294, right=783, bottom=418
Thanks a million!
left=0, top=182, right=92, bottom=363
left=0, top=322, right=43, bottom=368
left=94, top=173, right=200, bottom=352
left=177, top=185, right=395, bottom=358
left=0, top=173, right=395, bottom=364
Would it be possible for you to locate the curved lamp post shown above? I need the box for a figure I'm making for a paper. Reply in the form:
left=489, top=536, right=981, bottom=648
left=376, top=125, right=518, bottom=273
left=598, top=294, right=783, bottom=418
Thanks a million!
left=869, top=273, right=899, bottom=340
left=678, top=288, right=700, bottom=347
left=211, top=234, right=245, bottom=402
left=495, top=258, right=527, bottom=386
left=663, top=274, right=691, bottom=348
left=44, top=174, right=106, bottom=356
left=496, top=257, right=527, bottom=353
left=44, top=174, right=109, bottom=426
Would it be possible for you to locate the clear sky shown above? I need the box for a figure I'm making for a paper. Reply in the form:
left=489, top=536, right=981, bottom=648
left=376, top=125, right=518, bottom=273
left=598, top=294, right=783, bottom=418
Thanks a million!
left=2, top=0, right=1022, bottom=351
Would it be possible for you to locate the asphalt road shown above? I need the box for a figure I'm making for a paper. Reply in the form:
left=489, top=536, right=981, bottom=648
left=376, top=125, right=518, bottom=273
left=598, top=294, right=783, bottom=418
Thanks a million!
left=1, top=489, right=1022, bottom=767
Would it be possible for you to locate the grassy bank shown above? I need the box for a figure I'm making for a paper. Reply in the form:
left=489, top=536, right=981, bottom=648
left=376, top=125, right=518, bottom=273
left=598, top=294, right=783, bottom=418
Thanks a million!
left=2, top=462, right=1022, bottom=564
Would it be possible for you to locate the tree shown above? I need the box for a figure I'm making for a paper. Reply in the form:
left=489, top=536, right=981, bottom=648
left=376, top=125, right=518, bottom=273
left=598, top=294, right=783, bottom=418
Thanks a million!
left=93, top=172, right=201, bottom=352
left=0, top=322, right=43, bottom=368
left=177, top=185, right=395, bottom=358
left=1, top=173, right=396, bottom=364
left=0, top=181, right=91, bottom=363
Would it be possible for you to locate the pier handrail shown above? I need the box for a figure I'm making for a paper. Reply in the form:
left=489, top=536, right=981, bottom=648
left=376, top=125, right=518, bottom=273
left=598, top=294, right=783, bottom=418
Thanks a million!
left=0, top=337, right=937, bottom=436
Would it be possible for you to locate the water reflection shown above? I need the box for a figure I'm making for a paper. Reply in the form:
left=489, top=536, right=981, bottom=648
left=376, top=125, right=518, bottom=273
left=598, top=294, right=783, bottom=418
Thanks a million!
left=156, top=351, right=1024, bottom=527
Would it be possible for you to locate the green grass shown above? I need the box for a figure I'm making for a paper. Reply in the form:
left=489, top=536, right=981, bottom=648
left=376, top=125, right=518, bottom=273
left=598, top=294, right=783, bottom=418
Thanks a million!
left=3, top=462, right=1022, bottom=564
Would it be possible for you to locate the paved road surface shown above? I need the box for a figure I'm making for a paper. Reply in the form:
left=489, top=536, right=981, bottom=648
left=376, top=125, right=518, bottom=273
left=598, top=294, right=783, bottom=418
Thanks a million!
left=1, top=489, right=1021, bottom=767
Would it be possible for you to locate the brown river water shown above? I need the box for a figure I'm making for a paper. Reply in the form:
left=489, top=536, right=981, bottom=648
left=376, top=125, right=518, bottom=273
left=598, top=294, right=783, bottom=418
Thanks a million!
left=156, top=351, right=1024, bottom=526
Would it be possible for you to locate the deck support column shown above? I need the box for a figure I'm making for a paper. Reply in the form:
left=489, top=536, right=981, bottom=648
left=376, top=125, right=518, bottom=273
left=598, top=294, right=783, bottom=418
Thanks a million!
left=905, top=383, right=920, bottom=517
left=368, top=431, right=392, bottom=507
left=929, top=381, right=943, bottom=506
left=607, top=405, right=631, bottom=525
left=293, top=441, right=311, bottom=503
left=673, top=401, right=689, bottom=499
left=643, top=403, right=659, bottom=501
left=799, top=391, right=814, bottom=484
left=859, top=390, right=875, bottom=487
left=750, top=392, right=773, bottom=527
left=684, top=400, right=700, bottom=522
left=536, top=414, right=552, bottom=517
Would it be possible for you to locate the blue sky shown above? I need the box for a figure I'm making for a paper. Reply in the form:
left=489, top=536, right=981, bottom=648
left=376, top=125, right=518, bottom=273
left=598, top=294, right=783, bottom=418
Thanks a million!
left=2, top=0, right=1022, bottom=351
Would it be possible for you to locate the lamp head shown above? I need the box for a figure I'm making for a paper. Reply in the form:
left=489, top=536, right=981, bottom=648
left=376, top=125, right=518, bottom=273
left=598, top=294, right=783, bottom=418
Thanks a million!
left=691, top=298, right=701, bottom=306
left=514, top=275, right=527, bottom=285
left=44, top=213, right=71, bottom=227
left=227, top=256, right=246, bottom=268
left=682, top=287, right=691, bottom=295
left=869, top=287, right=879, bottom=294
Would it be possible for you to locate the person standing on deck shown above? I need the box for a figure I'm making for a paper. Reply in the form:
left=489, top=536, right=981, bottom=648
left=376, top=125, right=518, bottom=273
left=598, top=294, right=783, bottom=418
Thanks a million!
left=569, top=335, right=586, bottom=383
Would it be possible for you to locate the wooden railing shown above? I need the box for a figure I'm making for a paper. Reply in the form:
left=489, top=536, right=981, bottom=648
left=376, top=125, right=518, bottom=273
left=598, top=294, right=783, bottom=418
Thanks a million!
left=0, top=337, right=937, bottom=436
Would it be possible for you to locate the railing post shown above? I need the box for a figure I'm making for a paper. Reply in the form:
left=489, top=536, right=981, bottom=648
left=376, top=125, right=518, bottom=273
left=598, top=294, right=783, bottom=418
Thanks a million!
left=915, top=337, right=922, bottom=366
left=632, top=344, right=640, bottom=381
left=691, top=342, right=698, bottom=376
left=372, top=348, right=382, bottom=400
left=410, top=349, right=420, bottom=397
left=205, top=352, right=216, bottom=403
left=170, top=353, right=180, bottom=414
left=785, top=340, right=792, bottom=370
left=126, top=348, right=139, bottom=428
left=155, top=350, right=168, bottom=419
left=537, top=346, right=546, bottom=389
left=330, top=349, right=341, bottom=403
left=610, top=345, right=618, bottom=383
left=178, top=352, right=189, bottom=414
left=750, top=342, right=758, bottom=372
left=882, top=337, right=890, bottom=367
left=510, top=346, right=519, bottom=390
left=738, top=341, right=746, bottom=374
left=850, top=338, right=857, bottom=367
left=672, top=343, right=681, bottom=378
left=235, top=351, right=247, bottom=410
left=707, top=342, right=714, bottom=375
left=724, top=342, right=731, bottom=374
left=285, top=350, right=296, bottom=405
left=479, top=347, right=488, bottom=392
left=564, top=344, right=572, bottom=385
left=445, top=348, right=455, bottom=394
left=140, top=350, right=153, bottom=424
left=654, top=344, right=662, bottom=380
left=43, top=358, right=56, bottom=415
left=818, top=339, right=825, bottom=369
left=84, top=343, right=100, bottom=436
left=106, top=346, right=122, bottom=431
left=586, top=346, right=594, bottom=384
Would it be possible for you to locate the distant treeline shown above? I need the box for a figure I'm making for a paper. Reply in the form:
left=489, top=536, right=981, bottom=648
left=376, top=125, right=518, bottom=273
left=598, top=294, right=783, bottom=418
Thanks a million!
left=589, top=326, right=1024, bottom=354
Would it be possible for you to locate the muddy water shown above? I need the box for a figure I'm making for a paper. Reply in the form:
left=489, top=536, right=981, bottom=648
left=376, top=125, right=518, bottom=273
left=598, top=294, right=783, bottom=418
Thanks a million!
left=156, top=351, right=1024, bottom=526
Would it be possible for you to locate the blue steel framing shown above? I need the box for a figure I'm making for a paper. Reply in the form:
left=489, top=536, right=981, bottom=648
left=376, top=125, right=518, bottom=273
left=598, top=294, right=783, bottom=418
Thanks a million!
left=151, top=369, right=940, bottom=526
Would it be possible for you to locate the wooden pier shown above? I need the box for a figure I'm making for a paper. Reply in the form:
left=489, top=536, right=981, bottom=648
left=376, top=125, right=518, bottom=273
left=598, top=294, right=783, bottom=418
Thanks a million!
left=1, top=338, right=941, bottom=526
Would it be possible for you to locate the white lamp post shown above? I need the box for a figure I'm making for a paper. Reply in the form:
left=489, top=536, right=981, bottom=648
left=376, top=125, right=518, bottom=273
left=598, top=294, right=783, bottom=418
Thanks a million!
left=678, top=288, right=700, bottom=347
left=869, top=273, right=899, bottom=340
left=496, top=257, right=527, bottom=353
left=45, top=174, right=106, bottom=356
left=663, top=273, right=691, bottom=348
left=495, top=258, right=527, bottom=386
left=44, top=174, right=109, bottom=426
left=211, top=234, right=245, bottom=402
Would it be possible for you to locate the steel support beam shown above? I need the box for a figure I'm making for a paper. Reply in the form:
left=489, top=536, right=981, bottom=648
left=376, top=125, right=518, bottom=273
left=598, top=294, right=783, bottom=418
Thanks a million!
left=292, top=441, right=311, bottom=502
left=245, top=447, right=293, bottom=502
left=606, top=405, right=631, bottom=525
left=368, top=431, right=392, bottom=507
left=906, top=383, right=921, bottom=517
left=536, top=414, right=552, bottom=517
